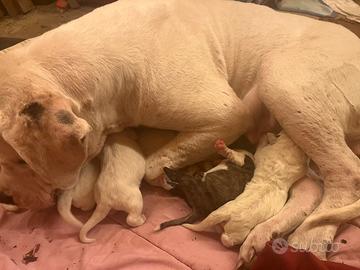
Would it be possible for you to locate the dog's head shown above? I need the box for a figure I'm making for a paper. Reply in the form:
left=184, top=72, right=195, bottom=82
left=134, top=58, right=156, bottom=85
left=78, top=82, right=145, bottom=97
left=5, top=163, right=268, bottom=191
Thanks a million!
left=0, top=135, right=55, bottom=209
left=0, top=68, right=91, bottom=209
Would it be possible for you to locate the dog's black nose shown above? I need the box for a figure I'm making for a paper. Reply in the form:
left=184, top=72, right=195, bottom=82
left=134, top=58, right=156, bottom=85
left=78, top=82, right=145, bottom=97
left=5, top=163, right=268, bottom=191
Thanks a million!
left=0, top=192, right=15, bottom=205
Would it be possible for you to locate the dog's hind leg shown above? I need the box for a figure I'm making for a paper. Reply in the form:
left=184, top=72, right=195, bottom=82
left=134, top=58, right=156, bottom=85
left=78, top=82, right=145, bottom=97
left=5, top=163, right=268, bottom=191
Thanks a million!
left=257, top=55, right=360, bottom=259
left=123, top=190, right=146, bottom=227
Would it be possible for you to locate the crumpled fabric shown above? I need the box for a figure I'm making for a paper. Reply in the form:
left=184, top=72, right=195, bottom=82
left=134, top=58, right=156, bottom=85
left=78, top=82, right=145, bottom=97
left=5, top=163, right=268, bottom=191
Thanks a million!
left=253, top=240, right=360, bottom=270
left=237, top=0, right=360, bottom=22
left=0, top=185, right=359, bottom=270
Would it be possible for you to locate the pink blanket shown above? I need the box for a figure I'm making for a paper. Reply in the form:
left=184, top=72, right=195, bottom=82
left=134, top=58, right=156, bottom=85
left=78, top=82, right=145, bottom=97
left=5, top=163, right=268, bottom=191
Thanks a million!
left=0, top=185, right=359, bottom=270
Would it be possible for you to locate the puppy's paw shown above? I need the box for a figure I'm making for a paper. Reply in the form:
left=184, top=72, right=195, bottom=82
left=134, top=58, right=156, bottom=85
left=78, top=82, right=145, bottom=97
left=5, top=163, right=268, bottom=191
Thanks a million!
left=127, top=213, right=146, bottom=227
left=218, top=188, right=288, bottom=248
left=145, top=155, right=172, bottom=186
left=237, top=223, right=275, bottom=265
left=288, top=223, right=338, bottom=260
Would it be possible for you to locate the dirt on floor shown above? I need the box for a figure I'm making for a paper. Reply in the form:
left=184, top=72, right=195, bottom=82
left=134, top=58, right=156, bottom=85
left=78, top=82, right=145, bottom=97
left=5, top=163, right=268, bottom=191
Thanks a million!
left=0, top=4, right=94, bottom=39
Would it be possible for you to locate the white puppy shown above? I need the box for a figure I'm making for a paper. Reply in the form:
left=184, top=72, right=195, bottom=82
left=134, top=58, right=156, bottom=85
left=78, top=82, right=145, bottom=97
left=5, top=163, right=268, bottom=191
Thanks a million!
left=57, top=127, right=169, bottom=233
left=57, top=159, right=99, bottom=228
left=183, top=132, right=308, bottom=248
left=79, top=130, right=146, bottom=243
left=237, top=176, right=323, bottom=267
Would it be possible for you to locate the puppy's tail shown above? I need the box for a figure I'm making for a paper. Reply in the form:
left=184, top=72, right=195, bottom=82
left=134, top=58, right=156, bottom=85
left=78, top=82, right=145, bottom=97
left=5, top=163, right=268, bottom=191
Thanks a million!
left=79, top=204, right=111, bottom=243
left=158, top=212, right=199, bottom=231
left=57, top=190, right=83, bottom=228
left=182, top=212, right=230, bottom=232
left=304, top=198, right=360, bottom=229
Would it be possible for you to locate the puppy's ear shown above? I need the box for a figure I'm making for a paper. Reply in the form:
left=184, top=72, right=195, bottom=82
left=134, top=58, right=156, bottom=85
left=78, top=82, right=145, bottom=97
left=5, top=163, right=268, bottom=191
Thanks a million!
left=2, top=94, right=91, bottom=189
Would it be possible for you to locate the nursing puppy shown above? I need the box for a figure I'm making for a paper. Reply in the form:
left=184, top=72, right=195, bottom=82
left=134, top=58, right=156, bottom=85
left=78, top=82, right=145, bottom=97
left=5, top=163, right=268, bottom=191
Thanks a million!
left=56, top=127, right=176, bottom=229
left=79, top=130, right=146, bottom=243
left=184, top=132, right=308, bottom=247
left=57, top=158, right=99, bottom=228
left=159, top=140, right=255, bottom=230
left=237, top=176, right=323, bottom=267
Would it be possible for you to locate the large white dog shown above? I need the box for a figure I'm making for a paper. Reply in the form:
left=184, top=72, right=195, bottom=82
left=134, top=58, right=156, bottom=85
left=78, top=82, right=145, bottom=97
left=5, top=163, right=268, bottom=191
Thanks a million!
left=0, top=0, right=359, bottom=262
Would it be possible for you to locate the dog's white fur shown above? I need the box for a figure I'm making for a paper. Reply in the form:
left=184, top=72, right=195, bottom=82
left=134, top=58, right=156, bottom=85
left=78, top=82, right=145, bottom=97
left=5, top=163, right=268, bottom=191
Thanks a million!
left=79, top=130, right=145, bottom=243
left=183, top=132, right=308, bottom=245
left=304, top=200, right=360, bottom=229
left=57, top=158, right=99, bottom=228
left=237, top=176, right=323, bottom=267
left=56, top=127, right=173, bottom=229
left=0, top=0, right=359, bottom=259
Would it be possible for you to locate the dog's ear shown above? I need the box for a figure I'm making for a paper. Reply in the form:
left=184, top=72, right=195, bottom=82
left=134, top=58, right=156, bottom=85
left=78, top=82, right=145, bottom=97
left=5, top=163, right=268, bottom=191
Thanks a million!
left=2, top=94, right=91, bottom=189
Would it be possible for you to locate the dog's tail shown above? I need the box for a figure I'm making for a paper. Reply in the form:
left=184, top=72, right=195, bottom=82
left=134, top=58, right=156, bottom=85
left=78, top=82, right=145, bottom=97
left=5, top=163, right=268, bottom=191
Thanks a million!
left=305, top=198, right=360, bottom=229
left=79, top=204, right=111, bottom=243
left=57, top=190, right=83, bottom=228
left=157, top=212, right=199, bottom=231
left=182, top=211, right=230, bottom=232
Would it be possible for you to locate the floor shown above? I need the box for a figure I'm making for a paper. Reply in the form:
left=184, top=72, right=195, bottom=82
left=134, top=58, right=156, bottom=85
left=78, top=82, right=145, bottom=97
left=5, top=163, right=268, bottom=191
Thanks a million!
left=0, top=4, right=94, bottom=39
left=0, top=3, right=359, bottom=40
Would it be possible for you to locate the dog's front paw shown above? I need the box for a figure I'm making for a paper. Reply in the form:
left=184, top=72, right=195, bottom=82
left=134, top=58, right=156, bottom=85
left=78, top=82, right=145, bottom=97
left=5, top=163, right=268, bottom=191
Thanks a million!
left=288, top=223, right=338, bottom=260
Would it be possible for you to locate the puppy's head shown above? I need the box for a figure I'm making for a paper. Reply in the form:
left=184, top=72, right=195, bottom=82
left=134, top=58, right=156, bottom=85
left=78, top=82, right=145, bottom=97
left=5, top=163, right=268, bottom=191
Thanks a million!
left=163, top=167, right=198, bottom=189
left=0, top=76, right=91, bottom=209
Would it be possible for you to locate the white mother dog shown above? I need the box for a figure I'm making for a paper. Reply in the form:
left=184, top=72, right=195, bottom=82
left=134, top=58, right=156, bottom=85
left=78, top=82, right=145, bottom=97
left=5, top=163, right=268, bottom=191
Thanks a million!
left=0, top=0, right=359, bottom=261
